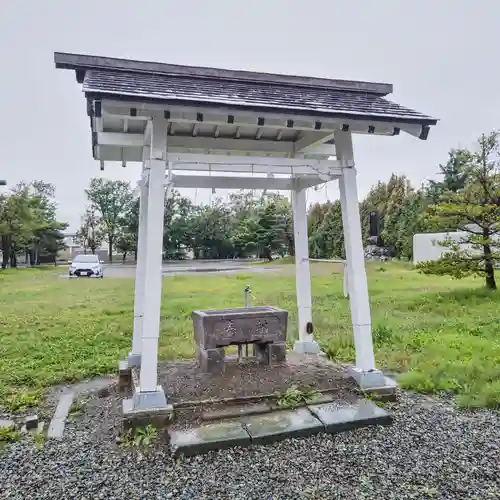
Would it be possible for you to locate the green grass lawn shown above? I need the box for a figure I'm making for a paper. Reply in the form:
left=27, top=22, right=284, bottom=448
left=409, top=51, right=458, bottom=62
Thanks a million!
left=1, top=262, right=500, bottom=409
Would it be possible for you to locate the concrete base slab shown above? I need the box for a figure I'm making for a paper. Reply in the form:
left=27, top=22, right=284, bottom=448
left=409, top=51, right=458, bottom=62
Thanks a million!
left=122, top=397, right=174, bottom=430
left=127, top=352, right=141, bottom=368
left=293, top=340, right=322, bottom=355
left=347, top=366, right=388, bottom=389
left=308, top=399, right=392, bottom=434
left=170, top=421, right=250, bottom=457
left=360, top=376, right=398, bottom=401
left=244, top=407, right=324, bottom=445
left=132, top=385, right=168, bottom=409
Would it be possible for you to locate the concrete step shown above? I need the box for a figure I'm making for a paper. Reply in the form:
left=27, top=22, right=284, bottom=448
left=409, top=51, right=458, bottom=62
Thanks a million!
left=169, top=398, right=392, bottom=457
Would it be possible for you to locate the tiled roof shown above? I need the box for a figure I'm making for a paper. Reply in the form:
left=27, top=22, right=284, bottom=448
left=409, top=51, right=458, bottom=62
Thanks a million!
left=83, top=69, right=437, bottom=126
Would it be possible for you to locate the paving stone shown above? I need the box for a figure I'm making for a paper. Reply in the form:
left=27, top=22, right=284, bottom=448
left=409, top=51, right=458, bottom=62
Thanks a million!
left=170, top=421, right=250, bottom=457
left=308, top=399, right=393, bottom=434
left=0, top=419, right=15, bottom=430
left=48, top=392, right=74, bottom=439
left=244, top=407, right=324, bottom=445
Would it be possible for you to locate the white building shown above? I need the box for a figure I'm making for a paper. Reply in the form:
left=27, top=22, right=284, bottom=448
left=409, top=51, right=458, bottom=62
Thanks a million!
left=413, top=223, right=500, bottom=264
left=59, top=232, right=108, bottom=262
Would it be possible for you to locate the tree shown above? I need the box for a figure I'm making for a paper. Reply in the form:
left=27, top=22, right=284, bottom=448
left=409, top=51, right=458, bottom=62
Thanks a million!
left=29, top=182, right=67, bottom=265
left=0, top=188, right=32, bottom=268
left=417, top=132, right=500, bottom=289
left=380, top=176, right=415, bottom=257
left=425, top=149, right=469, bottom=204
left=0, top=182, right=67, bottom=268
left=390, top=191, right=428, bottom=260
left=232, top=216, right=259, bottom=257
left=115, top=230, right=136, bottom=262
left=85, top=179, right=133, bottom=262
left=255, top=202, right=287, bottom=260
left=268, top=194, right=294, bottom=256
left=309, top=200, right=344, bottom=259
left=163, top=191, right=193, bottom=259
left=75, top=207, right=104, bottom=255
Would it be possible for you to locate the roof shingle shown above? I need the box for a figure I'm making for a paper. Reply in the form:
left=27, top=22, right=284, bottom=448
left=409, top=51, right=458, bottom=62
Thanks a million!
left=83, top=69, right=437, bottom=126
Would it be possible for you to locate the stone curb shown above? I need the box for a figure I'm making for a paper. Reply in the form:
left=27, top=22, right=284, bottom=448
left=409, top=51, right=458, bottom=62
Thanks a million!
left=169, top=398, right=392, bottom=457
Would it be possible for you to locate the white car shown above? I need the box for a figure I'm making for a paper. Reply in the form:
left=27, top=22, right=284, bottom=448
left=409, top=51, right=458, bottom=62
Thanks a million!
left=69, top=254, right=104, bottom=278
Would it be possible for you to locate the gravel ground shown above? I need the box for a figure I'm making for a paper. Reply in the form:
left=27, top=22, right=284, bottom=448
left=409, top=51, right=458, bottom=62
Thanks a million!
left=1, top=392, right=499, bottom=500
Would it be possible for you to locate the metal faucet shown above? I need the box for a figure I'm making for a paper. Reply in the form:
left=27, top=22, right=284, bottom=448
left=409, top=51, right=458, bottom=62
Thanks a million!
left=243, top=285, right=255, bottom=358
left=244, top=285, right=252, bottom=308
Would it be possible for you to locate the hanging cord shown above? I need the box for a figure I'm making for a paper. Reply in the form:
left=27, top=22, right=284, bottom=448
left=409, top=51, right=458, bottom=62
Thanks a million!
left=209, top=164, right=214, bottom=206
left=251, top=164, right=255, bottom=200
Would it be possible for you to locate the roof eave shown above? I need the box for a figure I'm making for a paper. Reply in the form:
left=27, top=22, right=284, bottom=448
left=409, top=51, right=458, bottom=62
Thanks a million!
left=84, top=90, right=438, bottom=130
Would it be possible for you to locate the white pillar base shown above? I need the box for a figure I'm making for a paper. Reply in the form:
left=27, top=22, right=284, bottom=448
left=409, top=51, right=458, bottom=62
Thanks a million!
left=347, top=366, right=391, bottom=390
left=293, top=339, right=322, bottom=354
left=127, top=352, right=142, bottom=368
left=132, top=385, right=170, bottom=410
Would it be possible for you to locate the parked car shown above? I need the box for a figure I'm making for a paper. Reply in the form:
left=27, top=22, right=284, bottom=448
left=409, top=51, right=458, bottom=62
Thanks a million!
left=69, top=254, right=104, bottom=278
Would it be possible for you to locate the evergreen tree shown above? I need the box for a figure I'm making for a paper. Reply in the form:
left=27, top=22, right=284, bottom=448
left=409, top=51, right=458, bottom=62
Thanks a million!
left=418, top=131, right=500, bottom=289
left=426, top=149, right=469, bottom=203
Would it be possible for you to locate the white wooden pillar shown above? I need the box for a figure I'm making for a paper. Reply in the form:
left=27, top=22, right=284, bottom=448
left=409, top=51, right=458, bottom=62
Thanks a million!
left=335, top=131, right=384, bottom=387
left=135, top=117, right=168, bottom=404
left=129, top=147, right=150, bottom=367
left=292, top=181, right=320, bottom=354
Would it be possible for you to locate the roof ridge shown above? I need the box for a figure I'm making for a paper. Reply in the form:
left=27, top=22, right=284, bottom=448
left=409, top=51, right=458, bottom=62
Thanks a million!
left=55, top=52, right=393, bottom=96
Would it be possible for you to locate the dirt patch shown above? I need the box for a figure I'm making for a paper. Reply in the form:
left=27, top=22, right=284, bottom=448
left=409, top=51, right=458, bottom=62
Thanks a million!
left=159, top=352, right=356, bottom=404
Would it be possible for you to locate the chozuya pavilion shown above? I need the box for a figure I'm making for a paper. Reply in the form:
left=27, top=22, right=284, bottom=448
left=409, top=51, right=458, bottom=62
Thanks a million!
left=54, top=52, right=437, bottom=420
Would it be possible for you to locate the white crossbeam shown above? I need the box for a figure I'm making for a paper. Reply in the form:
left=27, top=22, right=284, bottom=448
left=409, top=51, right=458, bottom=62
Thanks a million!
left=169, top=162, right=343, bottom=176
left=170, top=174, right=326, bottom=190
left=167, top=153, right=345, bottom=168
left=97, top=132, right=144, bottom=147
left=167, top=154, right=347, bottom=176
left=96, top=132, right=337, bottom=157
left=168, top=135, right=294, bottom=153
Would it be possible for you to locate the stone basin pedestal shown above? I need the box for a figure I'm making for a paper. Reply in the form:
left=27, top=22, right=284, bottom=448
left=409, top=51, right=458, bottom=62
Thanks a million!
left=192, top=306, right=288, bottom=373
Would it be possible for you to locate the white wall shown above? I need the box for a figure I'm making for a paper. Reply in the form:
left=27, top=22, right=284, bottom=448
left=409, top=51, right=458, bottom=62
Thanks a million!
left=413, top=231, right=469, bottom=264
left=413, top=229, right=498, bottom=264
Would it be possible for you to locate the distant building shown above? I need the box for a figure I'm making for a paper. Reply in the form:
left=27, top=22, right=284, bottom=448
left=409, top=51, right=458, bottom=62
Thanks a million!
left=58, top=233, right=108, bottom=262
left=413, top=225, right=499, bottom=265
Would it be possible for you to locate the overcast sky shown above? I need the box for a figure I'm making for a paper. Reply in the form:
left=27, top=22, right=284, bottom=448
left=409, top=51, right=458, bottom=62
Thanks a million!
left=1, top=0, right=498, bottom=231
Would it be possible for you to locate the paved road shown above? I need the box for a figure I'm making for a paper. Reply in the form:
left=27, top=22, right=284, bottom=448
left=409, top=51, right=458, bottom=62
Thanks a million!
left=61, top=259, right=276, bottom=278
